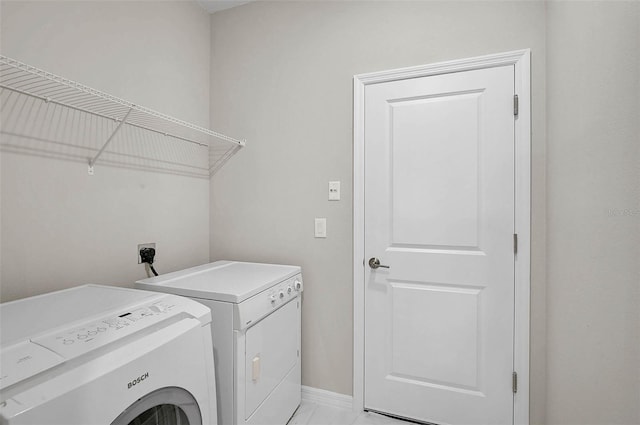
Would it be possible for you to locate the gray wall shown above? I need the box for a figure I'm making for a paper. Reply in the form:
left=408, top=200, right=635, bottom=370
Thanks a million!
left=210, top=1, right=640, bottom=424
left=209, top=1, right=548, bottom=422
left=1, top=2, right=638, bottom=424
left=0, top=1, right=212, bottom=301
left=546, top=2, right=640, bottom=424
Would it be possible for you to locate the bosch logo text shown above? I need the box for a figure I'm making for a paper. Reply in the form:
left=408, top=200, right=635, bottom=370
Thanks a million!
left=128, top=372, right=149, bottom=389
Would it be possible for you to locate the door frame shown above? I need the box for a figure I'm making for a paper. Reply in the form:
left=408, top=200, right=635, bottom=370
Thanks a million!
left=353, top=49, right=531, bottom=425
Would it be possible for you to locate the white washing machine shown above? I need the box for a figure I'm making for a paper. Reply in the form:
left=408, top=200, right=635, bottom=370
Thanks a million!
left=0, top=284, right=217, bottom=425
left=136, top=261, right=303, bottom=425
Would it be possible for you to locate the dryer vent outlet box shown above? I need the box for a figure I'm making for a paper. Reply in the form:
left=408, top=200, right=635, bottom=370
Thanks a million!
left=137, top=243, right=156, bottom=264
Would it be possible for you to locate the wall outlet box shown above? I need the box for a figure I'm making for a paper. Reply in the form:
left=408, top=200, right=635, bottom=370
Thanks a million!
left=137, top=243, right=156, bottom=264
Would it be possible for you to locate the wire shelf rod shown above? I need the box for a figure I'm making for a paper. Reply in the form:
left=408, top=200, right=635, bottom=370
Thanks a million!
left=2, top=84, right=208, bottom=147
left=1, top=84, right=126, bottom=121
left=37, top=85, right=85, bottom=98
left=1, top=76, right=244, bottom=147
left=89, top=107, right=133, bottom=167
left=1, top=55, right=245, bottom=175
left=1, top=74, right=41, bottom=87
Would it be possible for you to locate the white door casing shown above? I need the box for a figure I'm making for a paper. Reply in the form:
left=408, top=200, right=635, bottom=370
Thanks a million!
left=353, top=50, right=531, bottom=425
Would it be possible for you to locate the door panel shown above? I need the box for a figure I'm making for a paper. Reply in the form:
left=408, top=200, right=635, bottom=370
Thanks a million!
left=390, top=281, right=481, bottom=390
left=364, top=65, right=515, bottom=425
left=391, top=91, right=482, bottom=249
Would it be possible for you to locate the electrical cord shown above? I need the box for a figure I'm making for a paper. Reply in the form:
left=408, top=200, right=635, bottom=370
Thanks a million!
left=143, top=263, right=159, bottom=278
left=140, top=247, right=159, bottom=277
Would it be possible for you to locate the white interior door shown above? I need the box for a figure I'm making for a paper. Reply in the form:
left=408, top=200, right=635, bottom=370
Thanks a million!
left=364, top=65, right=516, bottom=425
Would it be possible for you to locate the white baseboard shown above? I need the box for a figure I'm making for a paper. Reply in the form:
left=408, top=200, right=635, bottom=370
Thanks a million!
left=301, top=385, right=353, bottom=410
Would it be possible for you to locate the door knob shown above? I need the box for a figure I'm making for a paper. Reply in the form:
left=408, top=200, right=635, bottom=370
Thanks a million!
left=368, top=258, right=390, bottom=269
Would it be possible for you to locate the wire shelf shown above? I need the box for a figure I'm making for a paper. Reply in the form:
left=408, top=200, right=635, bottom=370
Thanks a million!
left=0, top=55, right=245, bottom=177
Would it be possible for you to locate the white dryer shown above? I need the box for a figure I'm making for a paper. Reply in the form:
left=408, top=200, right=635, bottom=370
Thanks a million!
left=136, top=261, right=303, bottom=425
left=0, top=284, right=217, bottom=425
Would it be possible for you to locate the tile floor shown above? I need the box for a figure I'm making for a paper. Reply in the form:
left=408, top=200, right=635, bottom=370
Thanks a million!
left=288, top=400, right=413, bottom=425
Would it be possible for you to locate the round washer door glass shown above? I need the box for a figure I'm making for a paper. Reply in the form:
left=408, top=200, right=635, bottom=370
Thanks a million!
left=111, top=387, right=202, bottom=425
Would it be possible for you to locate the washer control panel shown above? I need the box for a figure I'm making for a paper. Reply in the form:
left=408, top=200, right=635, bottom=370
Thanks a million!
left=234, top=273, right=303, bottom=330
left=1, top=290, right=211, bottom=394
left=31, top=300, right=178, bottom=359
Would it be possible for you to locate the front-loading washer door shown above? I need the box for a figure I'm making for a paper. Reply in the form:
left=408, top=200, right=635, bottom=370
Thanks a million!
left=111, top=387, right=201, bottom=425
left=244, top=299, right=299, bottom=420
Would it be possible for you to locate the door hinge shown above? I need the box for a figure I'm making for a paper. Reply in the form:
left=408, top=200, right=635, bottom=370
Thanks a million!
left=512, top=372, right=518, bottom=393
left=513, top=94, right=519, bottom=117
left=513, top=233, right=518, bottom=255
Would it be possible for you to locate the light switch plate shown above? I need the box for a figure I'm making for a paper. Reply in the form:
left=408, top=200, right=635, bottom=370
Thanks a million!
left=314, top=218, right=327, bottom=238
left=329, top=181, right=341, bottom=201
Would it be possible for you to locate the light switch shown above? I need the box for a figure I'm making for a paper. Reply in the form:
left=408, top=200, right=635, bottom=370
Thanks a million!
left=315, top=218, right=327, bottom=238
left=329, top=181, right=341, bottom=201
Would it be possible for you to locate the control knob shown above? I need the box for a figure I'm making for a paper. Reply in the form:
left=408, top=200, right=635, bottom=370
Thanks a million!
left=279, top=290, right=285, bottom=299
left=287, top=286, right=292, bottom=295
left=269, top=295, right=276, bottom=304
left=294, top=280, right=302, bottom=291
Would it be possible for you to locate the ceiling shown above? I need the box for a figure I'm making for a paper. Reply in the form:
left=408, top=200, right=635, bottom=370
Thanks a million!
left=195, top=0, right=252, bottom=14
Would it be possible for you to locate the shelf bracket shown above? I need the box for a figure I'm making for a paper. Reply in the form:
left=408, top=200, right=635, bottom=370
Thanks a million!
left=88, top=107, right=133, bottom=175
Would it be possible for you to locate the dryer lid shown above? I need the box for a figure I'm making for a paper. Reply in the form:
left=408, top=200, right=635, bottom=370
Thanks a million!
left=136, top=261, right=301, bottom=303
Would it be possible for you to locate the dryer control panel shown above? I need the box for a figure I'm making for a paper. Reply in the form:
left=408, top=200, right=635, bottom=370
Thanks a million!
left=233, top=274, right=303, bottom=330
